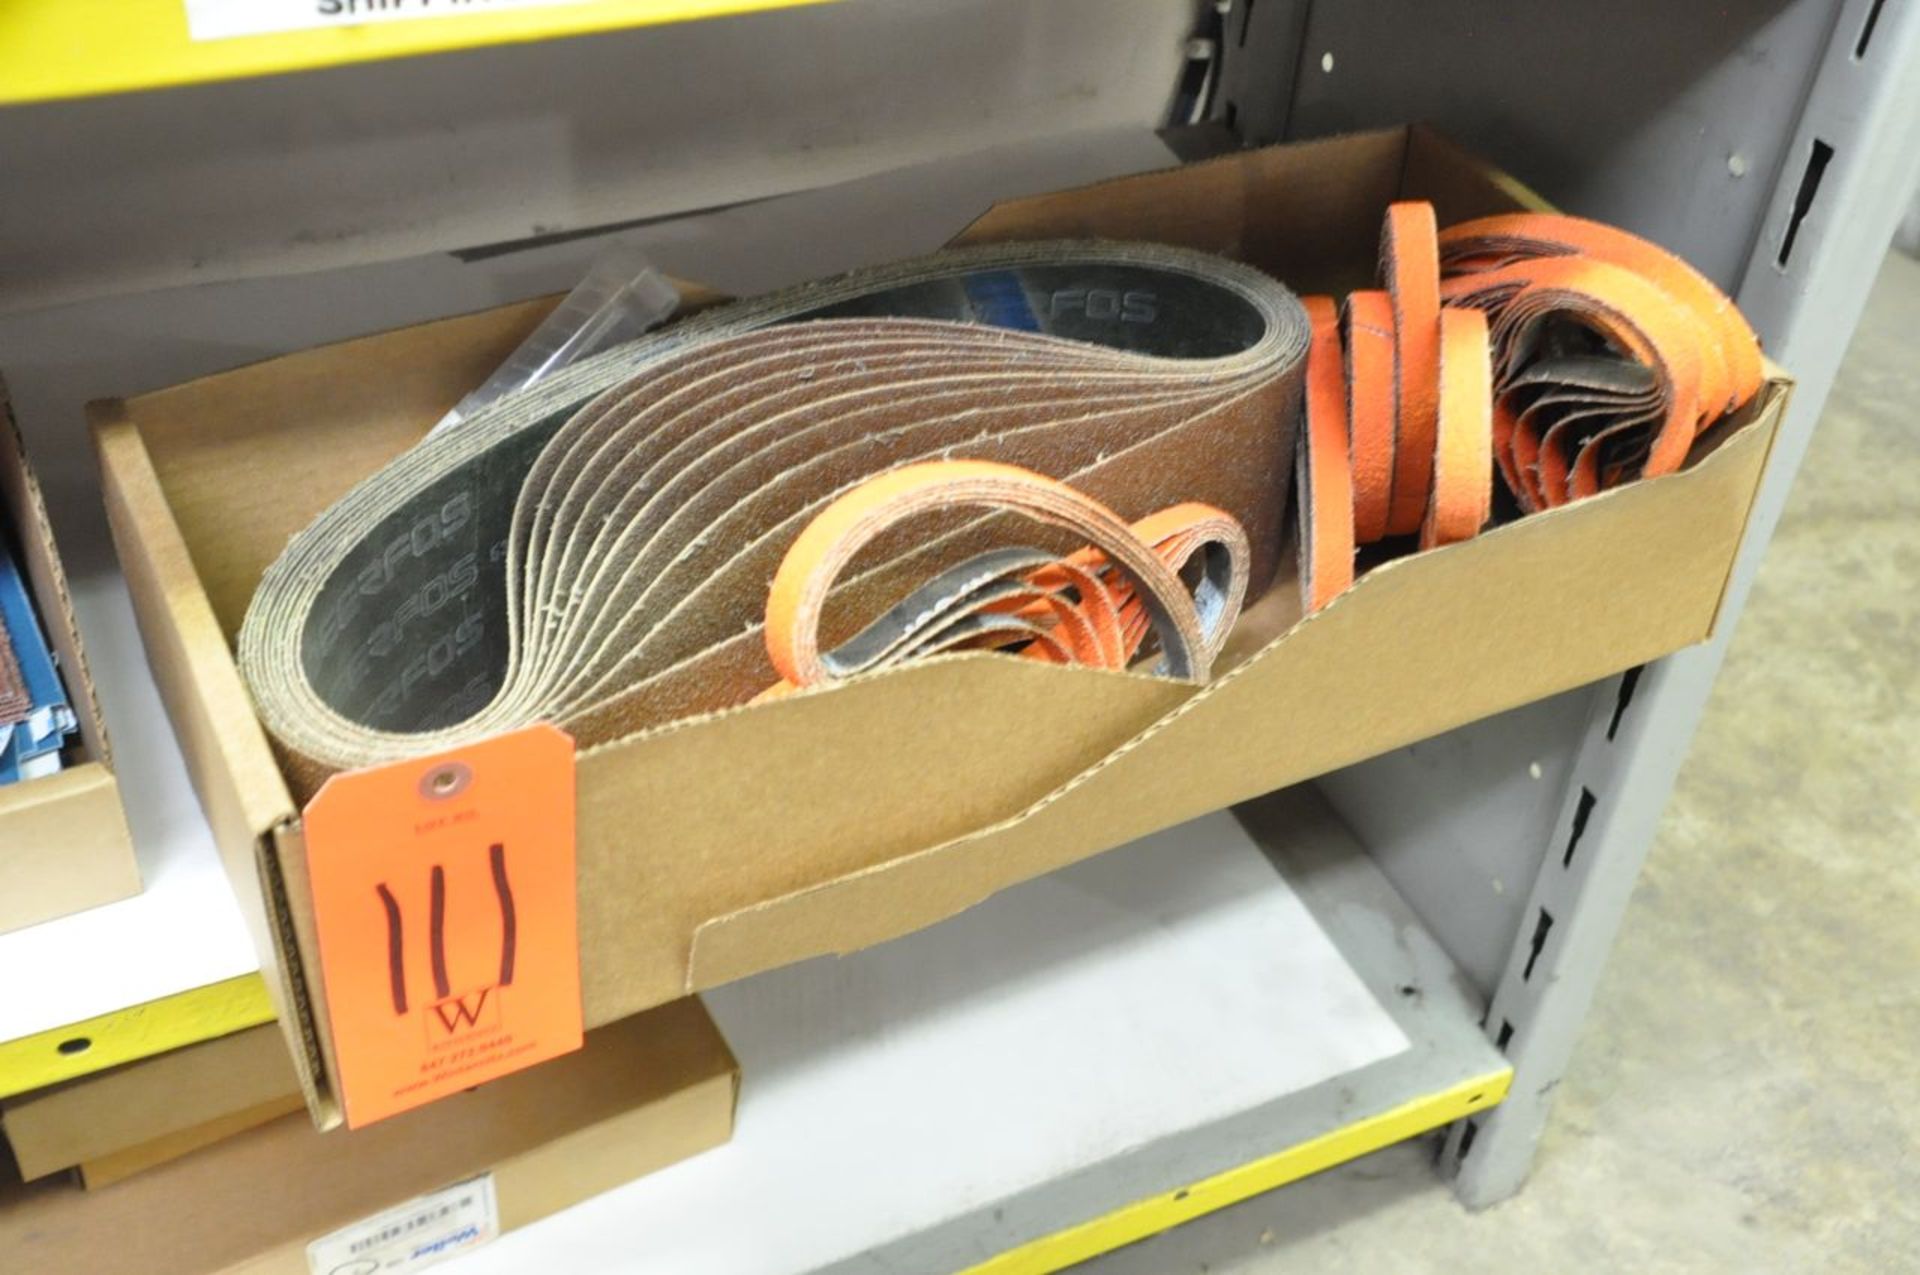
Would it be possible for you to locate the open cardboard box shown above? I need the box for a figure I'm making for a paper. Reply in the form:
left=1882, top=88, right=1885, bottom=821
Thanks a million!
left=90, top=126, right=1790, bottom=1125
left=0, top=379, right=138, bottom=935
left=0, top=997, right=736, bottom=1275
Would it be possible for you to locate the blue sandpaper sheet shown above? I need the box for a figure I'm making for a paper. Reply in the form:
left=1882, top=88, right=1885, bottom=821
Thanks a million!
left=0, top=541, right=77, bottom=784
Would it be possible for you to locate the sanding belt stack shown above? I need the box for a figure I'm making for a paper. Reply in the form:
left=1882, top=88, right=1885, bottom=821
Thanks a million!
left=242, top=242, right=1311, bottom=791
left=769, top=204, right=1765, bottom=686
left=239, top=216, right=1761, bottom=786
left=1295, top=204, right=1765, bottom=611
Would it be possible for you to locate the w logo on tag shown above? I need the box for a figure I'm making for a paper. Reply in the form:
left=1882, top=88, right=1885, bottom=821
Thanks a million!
left=373, top=842, right=517, bottom=1049
left=426, top=987, right=501, bottom=1046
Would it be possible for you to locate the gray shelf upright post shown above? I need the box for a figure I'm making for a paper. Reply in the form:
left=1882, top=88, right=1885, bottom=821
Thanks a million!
left=1447, top=0, right=1920, bottom=1207
left=1211, top=0, right=1920, bottom=1207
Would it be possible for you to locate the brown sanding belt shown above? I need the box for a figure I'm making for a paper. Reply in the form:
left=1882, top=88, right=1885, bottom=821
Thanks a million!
left=238, top=241, right=1311, bottom=791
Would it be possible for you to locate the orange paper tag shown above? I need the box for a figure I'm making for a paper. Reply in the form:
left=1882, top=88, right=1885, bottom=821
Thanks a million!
left=302, top=724, right=581, bottom=1128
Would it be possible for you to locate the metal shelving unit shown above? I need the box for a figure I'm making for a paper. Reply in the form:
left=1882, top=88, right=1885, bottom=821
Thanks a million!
left=1212, top=0, right=1920, bottom=1205
left=0, top=0, right=1915, bottom=1263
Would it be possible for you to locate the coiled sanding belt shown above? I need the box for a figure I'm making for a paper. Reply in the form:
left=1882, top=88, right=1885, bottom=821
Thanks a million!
left=238, top=241, right=1310, bottom=790
left=1438, top=213, right=1762, bottom=510
left=759, top=460, right=1251, bottom=697
left=1296, top=296, right=1355, bottom=612
left=1291, top=205, right=1757, bottom=617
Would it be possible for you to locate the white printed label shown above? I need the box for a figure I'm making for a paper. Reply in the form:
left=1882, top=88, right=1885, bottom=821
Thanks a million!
left=186, top=0, right=593, bottom=42
left=306, top=1174, right=499, bottom=1275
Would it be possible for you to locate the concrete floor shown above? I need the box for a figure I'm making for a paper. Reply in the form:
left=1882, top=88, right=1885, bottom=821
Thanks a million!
left=1087, top=252, right=1920, bottom=1274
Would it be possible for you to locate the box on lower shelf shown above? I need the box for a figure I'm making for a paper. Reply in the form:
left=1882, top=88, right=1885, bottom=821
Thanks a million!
left=0, top=378, right=138, bottom=936
left=88, top=124, right=1788, bottom=1124
left=0, top=997, right=736, bottom=1275
left=1, top=1021, right=298, bottom=1187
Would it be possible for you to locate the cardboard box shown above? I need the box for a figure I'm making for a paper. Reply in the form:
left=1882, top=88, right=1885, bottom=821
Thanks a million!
left=0, top=996, right=736, bottom=1275
left=2, top=1022, right=299, bottom=1185
left=90, top=126, right=1790, bottom=1124
left=0, top=379, right=138, bottom=935
left=75, top=1092, right=308, bottom=1191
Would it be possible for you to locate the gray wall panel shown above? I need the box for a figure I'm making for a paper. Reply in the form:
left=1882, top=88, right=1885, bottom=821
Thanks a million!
left=1279, top=0, right=1844, bottom=290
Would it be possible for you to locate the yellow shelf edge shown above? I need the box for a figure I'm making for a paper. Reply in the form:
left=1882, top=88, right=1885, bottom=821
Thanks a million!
left=0, top=0, right=835, bottom=107
left=962, top=1065, right=1516, bottom=1275
left=0, top=973, right=275, bottom=1098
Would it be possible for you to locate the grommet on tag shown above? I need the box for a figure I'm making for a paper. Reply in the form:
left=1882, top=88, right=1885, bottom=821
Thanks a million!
left=419, top=761, right=472, bottom=802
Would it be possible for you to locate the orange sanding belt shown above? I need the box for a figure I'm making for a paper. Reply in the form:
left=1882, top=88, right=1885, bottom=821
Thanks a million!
left=1422, top=306, right=1494, bottom=549
left=1301, top=205, right=1494, bottom=614
left=1298, top=296, right=1355, bottom=611
left=1295, top=207, right=1756, bottom=611
left=761, top=460, right=1250, bottom=698
left=1439, top=212, right=1761, bottom=415
left=1035, top=503, right=1251, bottom=664
left=1443, top=255, right=1709, bottom=509
left=1438, top=212, right=1762, bottom=510
left=1381, top=201, right=1442, bottom=537
left=1342, top=289, right=1398, bottom=545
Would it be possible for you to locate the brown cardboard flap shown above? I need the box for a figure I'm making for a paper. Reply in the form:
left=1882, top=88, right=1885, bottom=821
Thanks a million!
left=0, top=763, right=138, bottom=933
left=955, top=127, right=1405, bottom=294
left=953, top=124, right=1547, bottom=297
left=263, top=820, right=345, bottom=1127
left=1400, top=123, right=1557, bottom=221
left=91, top=409, right=295, bottom=837
left=687, top=380, right=1786, bottom=987
left=575, top=655, right=1192, bottom=1020
left=89, top=407, right=323, bottom=1109
left=1702, top=360, right=1795, bottom=637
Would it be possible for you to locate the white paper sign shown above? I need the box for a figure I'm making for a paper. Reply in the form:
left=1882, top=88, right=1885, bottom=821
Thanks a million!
left=186, top=0, right=594, bottom=42
left=306, top=1174, right=499, bottom=1275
